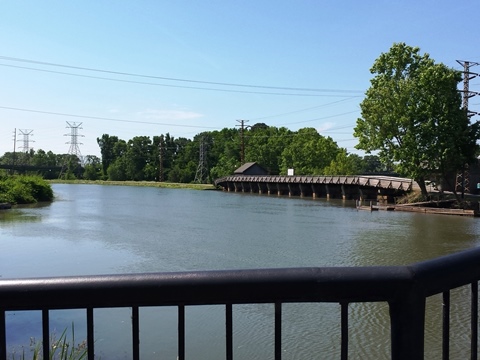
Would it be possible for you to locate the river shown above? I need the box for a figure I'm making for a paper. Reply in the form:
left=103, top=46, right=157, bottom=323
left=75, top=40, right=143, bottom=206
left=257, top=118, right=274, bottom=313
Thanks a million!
left=1, top=184, right=479, bottom=359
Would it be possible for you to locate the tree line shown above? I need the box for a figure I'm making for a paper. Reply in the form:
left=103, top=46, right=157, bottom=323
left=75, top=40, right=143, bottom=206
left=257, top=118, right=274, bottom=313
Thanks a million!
left=1, top=43, right=478, bottom=200
left=0, top=126, right=387, bottom=183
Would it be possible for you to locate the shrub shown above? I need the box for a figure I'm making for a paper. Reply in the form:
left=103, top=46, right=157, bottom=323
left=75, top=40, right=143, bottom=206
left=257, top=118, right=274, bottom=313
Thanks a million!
left=0, top=175, right=54, bottom=204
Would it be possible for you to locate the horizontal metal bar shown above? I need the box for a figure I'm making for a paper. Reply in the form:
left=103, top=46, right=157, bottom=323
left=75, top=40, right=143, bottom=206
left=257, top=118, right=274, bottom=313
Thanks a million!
left=0, top=266, right=413, bottom=310
left=1, top=247, right=480, bottom=312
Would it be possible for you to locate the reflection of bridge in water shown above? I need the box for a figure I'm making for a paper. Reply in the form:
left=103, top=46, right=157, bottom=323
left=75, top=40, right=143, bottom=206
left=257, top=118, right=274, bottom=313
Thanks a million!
left=215, top=175, right=420, bottom=202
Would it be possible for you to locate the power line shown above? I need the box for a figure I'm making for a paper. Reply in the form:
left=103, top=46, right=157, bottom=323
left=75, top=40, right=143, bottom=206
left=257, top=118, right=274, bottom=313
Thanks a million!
left=250, top=98, right=360, bottom=121
left=0, top=105, right=219, bottom=130
left=0, top=56, right=364, bottom=95
left=0, top=63, right=357, bottom=97
left=277, top=110, right=359, bottom=126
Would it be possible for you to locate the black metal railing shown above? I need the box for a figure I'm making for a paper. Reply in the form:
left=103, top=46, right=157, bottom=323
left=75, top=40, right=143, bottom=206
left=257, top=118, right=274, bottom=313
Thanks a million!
left=1, top=247, right=480, bottom=360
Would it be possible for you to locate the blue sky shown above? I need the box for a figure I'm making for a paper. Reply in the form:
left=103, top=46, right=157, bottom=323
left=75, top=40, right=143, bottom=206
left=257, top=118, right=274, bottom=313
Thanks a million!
left=1, top=1, right=479, bottom=157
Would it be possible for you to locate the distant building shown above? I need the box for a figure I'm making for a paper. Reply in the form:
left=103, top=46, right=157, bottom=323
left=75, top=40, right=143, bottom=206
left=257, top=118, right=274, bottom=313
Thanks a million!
left=234, top=162, right=269, bottom=175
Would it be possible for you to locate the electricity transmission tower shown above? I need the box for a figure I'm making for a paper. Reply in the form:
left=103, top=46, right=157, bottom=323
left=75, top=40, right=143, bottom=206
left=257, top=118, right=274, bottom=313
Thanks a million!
left=455, top=60, right=479, bottom=196
left=194, top=137, right=208, bottom=183
left=64, top=121, right=84, bottom=162
left=158, top=135, right=165, bottom=182
left=59, top=122, right=84, bottom=178
left=18, top=129, right=34, bottom=153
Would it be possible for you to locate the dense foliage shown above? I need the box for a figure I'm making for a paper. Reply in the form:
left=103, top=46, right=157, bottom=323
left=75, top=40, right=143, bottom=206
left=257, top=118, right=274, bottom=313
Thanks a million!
left=0, top=175, right=54, bottom=204
left=0, top=125, right=388, bottom=184
left=354, top=43, right=480, bottom=196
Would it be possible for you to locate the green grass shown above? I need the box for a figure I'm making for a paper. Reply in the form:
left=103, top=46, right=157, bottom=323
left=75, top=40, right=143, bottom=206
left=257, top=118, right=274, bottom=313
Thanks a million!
left=48, top=179, right=216, bottom=190
left=9, top=324, right=88, bottom=360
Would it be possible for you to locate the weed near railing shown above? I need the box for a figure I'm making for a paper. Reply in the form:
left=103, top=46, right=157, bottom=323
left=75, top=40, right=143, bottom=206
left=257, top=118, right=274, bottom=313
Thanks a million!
left=9, top=324, right=87, bottom=360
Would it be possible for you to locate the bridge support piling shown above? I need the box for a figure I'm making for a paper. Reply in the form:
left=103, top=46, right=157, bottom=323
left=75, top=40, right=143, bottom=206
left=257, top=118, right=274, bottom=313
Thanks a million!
left=299, top=184, right=304, bottom=198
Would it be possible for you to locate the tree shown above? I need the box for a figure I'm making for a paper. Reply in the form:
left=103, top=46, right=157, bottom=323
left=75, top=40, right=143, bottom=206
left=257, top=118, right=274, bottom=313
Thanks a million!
left=361, top=155, right=386, bottom=174
left=280, top=128, right=340, bottom=175
left=354, top=43, right=480, bottom=196
left=83, top=155, right=102, bottom=180
left=324, top=150, right=363, bottom=175
left=125, top=136, right=152, bottom=181
left=97, top=134, right=120, bottom=177
left=245, top=126, right=293, bottom=175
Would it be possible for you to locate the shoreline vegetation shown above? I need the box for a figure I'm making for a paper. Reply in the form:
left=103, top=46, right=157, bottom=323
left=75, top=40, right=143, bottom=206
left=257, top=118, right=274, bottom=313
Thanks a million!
left=0, top=175, right=54, bottom=206
left=48, top=179, right=216, bottom=190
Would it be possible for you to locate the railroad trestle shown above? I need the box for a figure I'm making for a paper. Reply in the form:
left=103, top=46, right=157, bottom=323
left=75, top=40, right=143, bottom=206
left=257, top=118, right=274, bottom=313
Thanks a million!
left=215, top=175, right=415, bottom=203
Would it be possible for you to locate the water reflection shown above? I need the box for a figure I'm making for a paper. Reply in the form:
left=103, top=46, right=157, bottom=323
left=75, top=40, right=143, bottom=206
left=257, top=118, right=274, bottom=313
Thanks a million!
left=2, top=184, right=480, bottom=359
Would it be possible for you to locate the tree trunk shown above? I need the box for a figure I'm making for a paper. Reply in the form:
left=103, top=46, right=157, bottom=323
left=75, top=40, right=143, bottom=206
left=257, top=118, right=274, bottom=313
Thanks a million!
left=416, top=177, right=428, bottom=198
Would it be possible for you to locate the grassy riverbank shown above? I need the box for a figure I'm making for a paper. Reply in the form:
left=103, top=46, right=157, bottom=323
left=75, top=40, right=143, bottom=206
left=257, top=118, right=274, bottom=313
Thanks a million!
left=48, top=179, right=216, bottom=190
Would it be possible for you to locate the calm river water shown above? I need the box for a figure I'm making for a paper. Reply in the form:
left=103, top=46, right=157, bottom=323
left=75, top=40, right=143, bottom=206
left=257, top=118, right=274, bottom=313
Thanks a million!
left=1, top=184, right=479, bottom=359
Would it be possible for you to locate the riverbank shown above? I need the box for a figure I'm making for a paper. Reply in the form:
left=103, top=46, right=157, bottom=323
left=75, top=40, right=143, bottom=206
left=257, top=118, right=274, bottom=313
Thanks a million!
left=48, top=179, right=216, bottom=190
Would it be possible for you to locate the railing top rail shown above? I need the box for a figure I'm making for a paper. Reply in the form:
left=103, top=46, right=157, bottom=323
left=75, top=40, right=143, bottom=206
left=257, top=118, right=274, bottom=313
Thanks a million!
left=1, top=247, right=480, bottom=311
left=0, top=266, right=412, bottom=310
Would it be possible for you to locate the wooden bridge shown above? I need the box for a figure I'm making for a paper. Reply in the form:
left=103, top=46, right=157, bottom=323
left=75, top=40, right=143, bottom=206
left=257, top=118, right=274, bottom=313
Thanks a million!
left=214, top=175, right=419, bottom=202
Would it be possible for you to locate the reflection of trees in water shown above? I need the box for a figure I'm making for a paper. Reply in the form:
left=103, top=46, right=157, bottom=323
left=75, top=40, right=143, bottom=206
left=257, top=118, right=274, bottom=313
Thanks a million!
left=0, top=209, right=43, bottom=224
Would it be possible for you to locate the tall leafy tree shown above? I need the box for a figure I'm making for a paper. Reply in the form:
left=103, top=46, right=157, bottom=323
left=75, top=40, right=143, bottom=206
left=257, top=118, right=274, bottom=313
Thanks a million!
left=97, top=134, right=120, bottom=177
left=125, top=136, right=152, bottom=181
left=280, top=128, right=340, bottom=175
left=324, top=150, right=363, bottom=175
left=354, top=43, right=480, bottom=196
left=245, top=125, right=293, bottom=174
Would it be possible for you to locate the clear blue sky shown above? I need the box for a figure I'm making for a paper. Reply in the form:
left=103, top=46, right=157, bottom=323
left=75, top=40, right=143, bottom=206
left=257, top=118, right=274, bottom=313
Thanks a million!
left=1, top=1, right=479, bottom=157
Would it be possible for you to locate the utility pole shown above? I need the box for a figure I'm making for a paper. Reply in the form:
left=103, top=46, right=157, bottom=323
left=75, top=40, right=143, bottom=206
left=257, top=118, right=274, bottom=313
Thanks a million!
left=194, top=136, right=208, bottom=183
left=158, top=135, right=165, bottom=182
left=11, top=128, right=16, bottom=174
left=455, top=60, right=479, bottom=197
left=236, top=119, right=249, bottom=165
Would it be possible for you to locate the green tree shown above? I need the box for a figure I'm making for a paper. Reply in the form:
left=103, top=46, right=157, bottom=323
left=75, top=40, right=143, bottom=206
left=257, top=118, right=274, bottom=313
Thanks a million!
left=280, top=128, right=340, bottom=175
left=83, top=155, right=102, bottom=180
left=354, top=43, right=480, bottom=196
left=209, top=128, right=241, bottom=179
left=97, top=134, right=120, bottom=177
left=125, top=136, right=152, bottom=181
left=324, top=150, right=363, bottom=175
left=361, top=155, right=386, bottom=174
left=245, top=125, right=293, bottom=174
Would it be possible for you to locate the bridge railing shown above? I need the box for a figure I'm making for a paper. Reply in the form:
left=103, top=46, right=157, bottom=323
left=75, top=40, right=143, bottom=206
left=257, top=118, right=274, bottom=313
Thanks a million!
left=1, top=247, right=480, bottom=360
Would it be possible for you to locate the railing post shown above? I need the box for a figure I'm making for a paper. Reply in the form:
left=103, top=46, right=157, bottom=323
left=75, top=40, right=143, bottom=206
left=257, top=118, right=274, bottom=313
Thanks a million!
left=0, top=311, right=6, bottom=360
left=389, top=293, right=426, bottom=360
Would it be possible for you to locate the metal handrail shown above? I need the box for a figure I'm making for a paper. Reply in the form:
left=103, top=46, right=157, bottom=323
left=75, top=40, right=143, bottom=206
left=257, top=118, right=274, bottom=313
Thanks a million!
left=1, top=247, right=480, bottom=360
